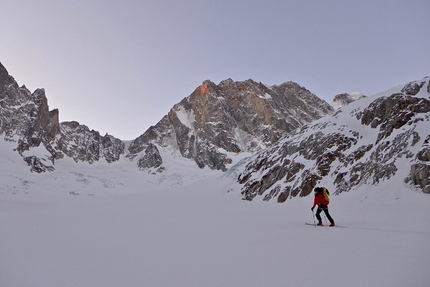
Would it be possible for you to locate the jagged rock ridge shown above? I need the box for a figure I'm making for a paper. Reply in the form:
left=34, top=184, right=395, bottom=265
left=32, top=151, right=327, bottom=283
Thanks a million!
left=235, top=77, right=430, bottom=201
left=0, top=62, right=333, bottom=173
left=0, top=63, right=125, bottom=172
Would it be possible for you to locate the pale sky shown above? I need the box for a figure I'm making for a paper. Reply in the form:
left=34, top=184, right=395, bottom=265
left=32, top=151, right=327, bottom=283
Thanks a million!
left=2, top=0, right=429, bottom=140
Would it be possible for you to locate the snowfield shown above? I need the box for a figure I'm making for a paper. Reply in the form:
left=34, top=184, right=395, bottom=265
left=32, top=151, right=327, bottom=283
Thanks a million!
left=1, top=159, right=429, bottom=287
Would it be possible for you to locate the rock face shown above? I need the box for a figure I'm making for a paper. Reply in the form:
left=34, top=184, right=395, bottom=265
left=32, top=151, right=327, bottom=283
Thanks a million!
left=127, top=79, right=334, bottom=171
left=235, top=77, right=430, bottom=201
left=1, top=63, right=59, bottom=172
left=137, top=143, right=163, bottom=170
left=0, top=64, right=59, bottom=152
left=59, top=121, right=125, bottom=164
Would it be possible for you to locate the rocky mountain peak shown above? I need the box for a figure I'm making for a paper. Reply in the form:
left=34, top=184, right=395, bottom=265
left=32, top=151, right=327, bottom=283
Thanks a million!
left=0, top=63, right=125, bottom=172
left=197, top=80, right=216, bottom=95
left=0, top=62, right=13, bottom=92
left=128, top=78, right=334, bottom=172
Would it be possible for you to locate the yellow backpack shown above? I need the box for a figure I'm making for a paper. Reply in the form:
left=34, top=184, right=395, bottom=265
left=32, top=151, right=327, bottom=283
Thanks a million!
left=322, top=187, right=330, bottom=202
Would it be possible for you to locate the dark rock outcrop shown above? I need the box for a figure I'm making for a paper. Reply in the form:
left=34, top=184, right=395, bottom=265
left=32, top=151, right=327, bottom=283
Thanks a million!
left=332, top=92, right=366, bottom=109
left=58, top=121, right=125, bottom=164
left=137, top=143, right=162, bottom=170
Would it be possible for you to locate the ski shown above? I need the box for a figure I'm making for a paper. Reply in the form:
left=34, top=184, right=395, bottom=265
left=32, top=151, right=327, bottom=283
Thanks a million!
left=305, top=222, right=345, bottom=228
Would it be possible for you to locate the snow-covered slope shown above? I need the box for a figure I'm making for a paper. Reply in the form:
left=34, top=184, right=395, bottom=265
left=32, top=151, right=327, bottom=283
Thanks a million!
left=233, top=77, right=430, bottom=201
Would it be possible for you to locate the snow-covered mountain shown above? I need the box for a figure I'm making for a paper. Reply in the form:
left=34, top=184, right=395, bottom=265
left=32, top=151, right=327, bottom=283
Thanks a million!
left=0, top=63, right=125, bottom=172
left=0, top=62, right=333, bottom=175
left=233, top=77, right=430, bottom=201
left=1, top=60, right=429, bottom=198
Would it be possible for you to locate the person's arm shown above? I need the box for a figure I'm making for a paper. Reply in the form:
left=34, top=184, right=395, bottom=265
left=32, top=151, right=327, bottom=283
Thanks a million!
left=311, top=196, right=318, bottom=210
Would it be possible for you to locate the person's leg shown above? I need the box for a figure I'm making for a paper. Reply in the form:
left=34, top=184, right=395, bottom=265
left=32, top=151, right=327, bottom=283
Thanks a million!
left=323, top=208, right=335, bottom=225
left=315, top=208, right=323, bottom=225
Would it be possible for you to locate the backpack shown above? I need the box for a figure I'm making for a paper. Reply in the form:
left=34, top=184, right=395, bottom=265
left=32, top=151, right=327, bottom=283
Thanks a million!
left=322, top=187, right=330, bottom=203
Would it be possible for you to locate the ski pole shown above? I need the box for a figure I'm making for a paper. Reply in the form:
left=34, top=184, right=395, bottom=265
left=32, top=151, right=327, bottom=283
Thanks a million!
left=312, top=210, right=317, bottom=227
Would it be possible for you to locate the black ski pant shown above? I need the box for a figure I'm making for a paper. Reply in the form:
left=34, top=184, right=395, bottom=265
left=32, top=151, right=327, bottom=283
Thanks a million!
left=316, top=205, right=334, bottom=223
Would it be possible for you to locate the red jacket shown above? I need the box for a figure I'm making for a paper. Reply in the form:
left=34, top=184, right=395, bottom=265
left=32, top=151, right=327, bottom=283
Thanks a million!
left=313, top=192, right=329, bottom=208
